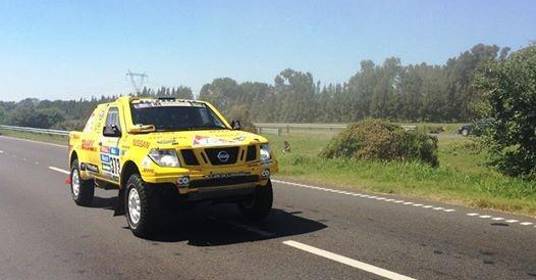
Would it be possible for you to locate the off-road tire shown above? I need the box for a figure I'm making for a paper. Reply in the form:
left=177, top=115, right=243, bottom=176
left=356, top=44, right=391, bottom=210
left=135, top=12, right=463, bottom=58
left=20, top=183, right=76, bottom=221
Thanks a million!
left=70, top=159, right=95, bottom=206
left=125, top=174, right=160, bottom=238
left=238, top=180, right=273, bottom=222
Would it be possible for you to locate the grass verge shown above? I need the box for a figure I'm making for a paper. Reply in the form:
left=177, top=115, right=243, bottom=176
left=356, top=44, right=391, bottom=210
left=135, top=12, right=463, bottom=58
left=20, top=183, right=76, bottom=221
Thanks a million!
left=267, top=133, right=536, bottom=217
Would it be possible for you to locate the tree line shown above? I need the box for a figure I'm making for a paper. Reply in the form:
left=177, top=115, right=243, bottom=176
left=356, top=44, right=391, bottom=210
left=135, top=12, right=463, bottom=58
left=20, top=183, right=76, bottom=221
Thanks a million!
left=0, top=43, right=512, bottom=129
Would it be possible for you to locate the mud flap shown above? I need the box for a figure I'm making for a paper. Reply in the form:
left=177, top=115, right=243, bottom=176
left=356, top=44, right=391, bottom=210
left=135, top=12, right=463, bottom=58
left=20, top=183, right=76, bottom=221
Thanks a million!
left=113, top=188, right=126, bottom=216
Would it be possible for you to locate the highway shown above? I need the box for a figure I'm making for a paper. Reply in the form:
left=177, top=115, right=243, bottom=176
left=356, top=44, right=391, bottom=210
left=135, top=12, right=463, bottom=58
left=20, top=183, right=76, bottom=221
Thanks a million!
left=1, top=135, right=535, bottom=280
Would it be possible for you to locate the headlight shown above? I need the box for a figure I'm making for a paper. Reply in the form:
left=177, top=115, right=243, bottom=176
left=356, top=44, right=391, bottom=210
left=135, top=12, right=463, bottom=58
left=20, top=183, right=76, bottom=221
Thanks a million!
left=148, top=149, right=180, bottom=167
left=260, top=144, right=271, bottom=161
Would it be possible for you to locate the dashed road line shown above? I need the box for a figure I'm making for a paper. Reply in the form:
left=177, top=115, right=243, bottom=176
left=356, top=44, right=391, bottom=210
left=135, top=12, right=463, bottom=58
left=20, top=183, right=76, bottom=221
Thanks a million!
left=465, top=212, right=534, bottom=228
left=0, top=150, right=4, bottom=154
left=49, top=166, right=70, bottom=175
left=273, top=179, right=456, bottom=213
left=283, top=240, right=416, bottom=280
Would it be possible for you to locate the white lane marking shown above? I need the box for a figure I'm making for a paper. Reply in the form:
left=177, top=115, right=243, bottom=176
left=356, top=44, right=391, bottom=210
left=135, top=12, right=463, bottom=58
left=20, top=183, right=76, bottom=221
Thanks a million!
left=0, top=150, right=4, bottom=154
left=283, top=240, right=416, bottom=280
left=465, top=214, right=535, bottom=228
left=0, top=135, right=67, bottom=148
left=272, top=179, right=455, bottom=215
left=48, top=166, right=70, bottom=175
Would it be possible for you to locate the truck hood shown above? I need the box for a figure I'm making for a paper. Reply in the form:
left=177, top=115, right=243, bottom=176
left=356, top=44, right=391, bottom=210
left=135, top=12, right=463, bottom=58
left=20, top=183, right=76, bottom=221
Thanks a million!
left=133, top=129, right=267, bottom=149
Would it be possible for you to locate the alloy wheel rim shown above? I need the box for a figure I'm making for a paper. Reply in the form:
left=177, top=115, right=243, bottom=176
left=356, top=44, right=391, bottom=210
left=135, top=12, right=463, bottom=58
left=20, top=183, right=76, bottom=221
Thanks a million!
left=72, top=170, right=80, bottom=197
left=128, top=187, right=141, bottom=225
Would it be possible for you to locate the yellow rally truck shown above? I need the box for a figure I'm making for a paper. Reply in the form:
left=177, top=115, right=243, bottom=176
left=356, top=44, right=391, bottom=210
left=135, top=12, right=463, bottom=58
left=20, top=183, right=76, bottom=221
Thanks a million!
left=68, top=96, right=277, bottom=237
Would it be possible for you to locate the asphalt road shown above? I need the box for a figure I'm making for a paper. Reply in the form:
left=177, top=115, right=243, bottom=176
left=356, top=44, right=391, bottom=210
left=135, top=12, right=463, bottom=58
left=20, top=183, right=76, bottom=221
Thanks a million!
left=1, top=135, right=536, bottom=280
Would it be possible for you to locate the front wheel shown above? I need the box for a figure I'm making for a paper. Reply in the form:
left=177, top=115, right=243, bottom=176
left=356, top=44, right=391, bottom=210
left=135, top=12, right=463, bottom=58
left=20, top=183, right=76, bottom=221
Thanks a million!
left=238, top=180, right=273, bottom=222
left=125, top=174, right=160, bottom=238
left=70, top=159, right=95, bottom=206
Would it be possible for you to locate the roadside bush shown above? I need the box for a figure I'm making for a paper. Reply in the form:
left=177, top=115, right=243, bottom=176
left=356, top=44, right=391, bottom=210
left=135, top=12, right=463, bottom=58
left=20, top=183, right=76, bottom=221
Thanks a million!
left=474, top=45, right=536, bottom=179
left=320, top=119, right=438, bottom=166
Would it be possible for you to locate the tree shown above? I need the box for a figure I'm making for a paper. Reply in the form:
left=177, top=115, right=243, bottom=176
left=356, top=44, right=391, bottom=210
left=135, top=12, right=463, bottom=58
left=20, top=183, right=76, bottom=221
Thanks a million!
left=474, top=45, right=536, bottom=178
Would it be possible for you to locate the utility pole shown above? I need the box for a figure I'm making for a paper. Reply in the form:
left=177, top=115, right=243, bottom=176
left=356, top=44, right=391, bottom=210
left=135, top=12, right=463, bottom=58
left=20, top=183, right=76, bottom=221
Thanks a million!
left=126, top=70, right=148, bottom=95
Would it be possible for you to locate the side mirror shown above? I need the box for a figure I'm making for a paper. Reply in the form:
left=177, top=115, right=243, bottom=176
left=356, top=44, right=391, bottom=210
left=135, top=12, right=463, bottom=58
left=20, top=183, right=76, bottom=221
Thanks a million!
left=103, top=125, right=121, bottom=137
left=230, top=120, right=241, bottom=130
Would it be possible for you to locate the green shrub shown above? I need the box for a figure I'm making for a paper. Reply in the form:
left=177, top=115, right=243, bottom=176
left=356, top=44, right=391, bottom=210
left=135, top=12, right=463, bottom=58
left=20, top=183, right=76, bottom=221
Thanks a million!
left=474, top=45, right=536, bottom=179
left=320, top=119, right=438, bottom=166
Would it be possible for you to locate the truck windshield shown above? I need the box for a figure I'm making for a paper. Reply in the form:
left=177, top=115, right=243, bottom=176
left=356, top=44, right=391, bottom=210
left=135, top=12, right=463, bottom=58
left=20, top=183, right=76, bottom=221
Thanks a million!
left=130, top=102, right=227, bottom=131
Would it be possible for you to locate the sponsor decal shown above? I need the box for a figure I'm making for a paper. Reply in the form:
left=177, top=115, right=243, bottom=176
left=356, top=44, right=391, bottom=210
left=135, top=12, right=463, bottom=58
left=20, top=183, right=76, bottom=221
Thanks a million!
left=110, top=147, right=120, bottom=156
left=81, top=140, right=96, bottom=151
left=100, top=146, right=121, bottom=179
left=102, top=163, right=112, bottom=172
left=157, top=138, right=178, bottom=145
left=101, top=154, right=110, bottom=162
left=132, top=139, right=150, bottom=148
left=204, top=172, right=250, bottom=179
left=192, top=136, right=238, bottom=147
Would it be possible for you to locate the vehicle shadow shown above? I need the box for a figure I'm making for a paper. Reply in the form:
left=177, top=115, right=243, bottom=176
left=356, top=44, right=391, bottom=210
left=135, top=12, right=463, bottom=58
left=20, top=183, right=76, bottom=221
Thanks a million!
left=149, top=204, right=328, bottom=246
left=88, top=194, right=327, bottom=246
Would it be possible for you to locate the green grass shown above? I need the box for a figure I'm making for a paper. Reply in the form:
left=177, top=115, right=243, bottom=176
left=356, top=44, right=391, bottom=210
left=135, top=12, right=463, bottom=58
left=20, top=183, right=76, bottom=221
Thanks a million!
left=0, top=129, right=68, bottom=145
left=267, top=133, right=536, bottom=216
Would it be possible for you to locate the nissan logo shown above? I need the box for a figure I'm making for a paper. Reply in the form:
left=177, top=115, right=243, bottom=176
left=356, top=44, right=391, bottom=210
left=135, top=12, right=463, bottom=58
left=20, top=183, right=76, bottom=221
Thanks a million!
left=217, top=151, right=230, bottom=162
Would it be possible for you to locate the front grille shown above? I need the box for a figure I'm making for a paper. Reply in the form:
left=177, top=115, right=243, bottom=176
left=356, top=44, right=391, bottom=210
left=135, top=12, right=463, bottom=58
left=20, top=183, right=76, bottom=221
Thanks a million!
left=181, top=149, right=199, bottom=165
left=204, top=147, right=239, bottom=165
left=246, top=145, right=257, bottom=161
left=190, top=175, right=259, bottom=188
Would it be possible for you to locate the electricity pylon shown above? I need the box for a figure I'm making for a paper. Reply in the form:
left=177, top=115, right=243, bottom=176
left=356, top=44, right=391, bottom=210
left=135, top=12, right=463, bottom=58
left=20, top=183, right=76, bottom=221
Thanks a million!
left=126, top=70, right=148, bottom=95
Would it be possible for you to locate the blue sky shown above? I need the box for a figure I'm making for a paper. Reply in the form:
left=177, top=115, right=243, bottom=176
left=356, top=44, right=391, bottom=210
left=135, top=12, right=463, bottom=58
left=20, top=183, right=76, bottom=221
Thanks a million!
left=1, top=0, right=535, bottom=101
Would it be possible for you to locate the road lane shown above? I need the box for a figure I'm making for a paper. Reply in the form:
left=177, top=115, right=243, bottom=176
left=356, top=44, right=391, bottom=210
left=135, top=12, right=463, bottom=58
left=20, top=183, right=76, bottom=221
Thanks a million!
left=1, top=135, right=536, bottom=279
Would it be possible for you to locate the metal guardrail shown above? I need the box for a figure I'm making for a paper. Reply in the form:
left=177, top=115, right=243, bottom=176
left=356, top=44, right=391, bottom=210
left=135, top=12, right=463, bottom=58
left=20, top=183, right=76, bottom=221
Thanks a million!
left=0, top=125, right=69, bottom=136
left=253, top=123, right=417, bottom=135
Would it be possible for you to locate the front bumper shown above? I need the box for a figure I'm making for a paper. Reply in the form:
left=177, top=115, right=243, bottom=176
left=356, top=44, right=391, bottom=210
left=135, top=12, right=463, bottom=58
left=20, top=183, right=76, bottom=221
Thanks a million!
left=140, top=162, right=273, bottom=200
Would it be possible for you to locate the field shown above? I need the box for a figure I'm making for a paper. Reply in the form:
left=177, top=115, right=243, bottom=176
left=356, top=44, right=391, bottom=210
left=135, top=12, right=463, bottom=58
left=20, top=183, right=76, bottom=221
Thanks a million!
left=266, top=132, right=536, bottom=216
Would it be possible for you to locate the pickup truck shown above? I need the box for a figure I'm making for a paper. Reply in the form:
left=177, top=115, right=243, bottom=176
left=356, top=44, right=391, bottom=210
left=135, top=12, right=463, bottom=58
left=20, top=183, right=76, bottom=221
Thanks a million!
left=68, top=96, right=277, bottom=237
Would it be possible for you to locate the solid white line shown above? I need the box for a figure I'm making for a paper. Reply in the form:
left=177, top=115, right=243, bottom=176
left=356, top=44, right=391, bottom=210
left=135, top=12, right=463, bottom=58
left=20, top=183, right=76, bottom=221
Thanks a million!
left=0, top=135, right=67, bottom=148
left=48, top=166, right=70, bottom=175
left=283, top=240, right=416, bottom=280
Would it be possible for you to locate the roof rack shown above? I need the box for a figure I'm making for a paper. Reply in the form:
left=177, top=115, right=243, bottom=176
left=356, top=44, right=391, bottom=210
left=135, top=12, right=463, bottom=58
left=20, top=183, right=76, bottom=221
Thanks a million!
left=157, top=97, right=176, bottom=101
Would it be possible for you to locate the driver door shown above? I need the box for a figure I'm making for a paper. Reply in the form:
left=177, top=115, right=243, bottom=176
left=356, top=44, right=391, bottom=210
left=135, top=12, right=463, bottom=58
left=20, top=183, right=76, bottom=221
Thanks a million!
left=97, top=107, right=123, bottom=183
